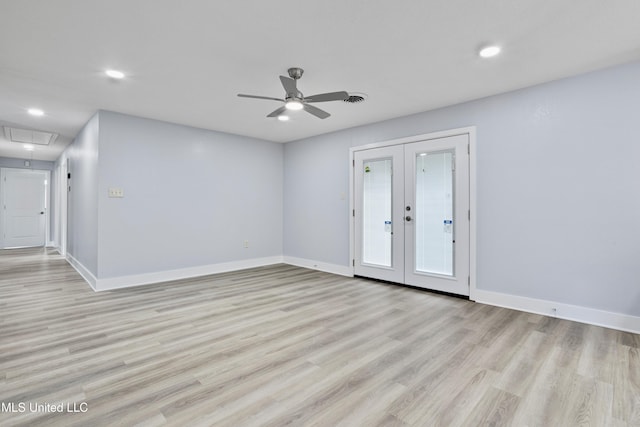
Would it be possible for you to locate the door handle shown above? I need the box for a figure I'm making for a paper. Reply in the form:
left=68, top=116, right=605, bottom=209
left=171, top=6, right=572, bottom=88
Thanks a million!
left=405, top=215, right=412, bottom=222
left=40, top=211, right=45, bottom=215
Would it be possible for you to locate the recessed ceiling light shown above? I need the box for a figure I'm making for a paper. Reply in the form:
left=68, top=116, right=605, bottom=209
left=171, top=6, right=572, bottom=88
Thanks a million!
left=285, top=100, right=303, bottom=111
left=277, top=115, right=289, bottom=121
left=479, top=45, right=501, bottom=58
left=105, top=69, right=125, bottom=79
left=27, top=108, right=44, bottom=116
left=24, top=144, right=35, bottom=151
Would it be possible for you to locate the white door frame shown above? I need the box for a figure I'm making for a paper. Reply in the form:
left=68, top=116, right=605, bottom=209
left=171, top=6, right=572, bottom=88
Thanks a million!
left=349, top=126, right=477, bottom=300
left=0, top=167, right=51, bottom=249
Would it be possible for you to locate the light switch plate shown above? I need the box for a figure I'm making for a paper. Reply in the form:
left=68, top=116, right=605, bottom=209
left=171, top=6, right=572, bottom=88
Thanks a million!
left=108, top=188, right=124, bottom=198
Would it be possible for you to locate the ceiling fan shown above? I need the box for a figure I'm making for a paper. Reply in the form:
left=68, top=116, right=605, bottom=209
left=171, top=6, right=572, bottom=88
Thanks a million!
left=238, top=67, right=348, bottom=120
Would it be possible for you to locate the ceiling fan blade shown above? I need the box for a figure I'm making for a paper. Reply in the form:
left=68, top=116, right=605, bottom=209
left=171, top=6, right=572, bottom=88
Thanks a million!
left=279, top=76, right=297, bottom=95
left=305, top=91, right=349, bottom=103
left=303, top=103, right=330, bottom=119
left=238, top=94, right=284, bottom=102
left=267, top=105, right=287, bottom=118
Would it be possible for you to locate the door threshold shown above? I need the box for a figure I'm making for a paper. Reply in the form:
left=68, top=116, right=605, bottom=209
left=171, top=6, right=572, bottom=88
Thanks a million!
left=354, top=275, right=469, bottom=300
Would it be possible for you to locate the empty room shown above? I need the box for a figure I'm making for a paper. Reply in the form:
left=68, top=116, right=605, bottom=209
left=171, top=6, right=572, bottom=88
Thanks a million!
left=1, top=1, right=639, bottom=426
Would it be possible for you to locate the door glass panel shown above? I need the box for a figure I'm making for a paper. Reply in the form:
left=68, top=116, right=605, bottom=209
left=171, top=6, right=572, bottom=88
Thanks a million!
left=362, top=159, right=393, bottom=267
left=415, top=151, right=454, bottom=276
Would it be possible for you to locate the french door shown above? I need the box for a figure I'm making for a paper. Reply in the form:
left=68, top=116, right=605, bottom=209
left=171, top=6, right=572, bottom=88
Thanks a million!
left=354, top=134, right=470, bottom=296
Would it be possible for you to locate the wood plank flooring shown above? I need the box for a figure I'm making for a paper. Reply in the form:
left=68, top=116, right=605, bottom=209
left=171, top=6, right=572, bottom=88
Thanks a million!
left=1, top=247, right=639, bottom=426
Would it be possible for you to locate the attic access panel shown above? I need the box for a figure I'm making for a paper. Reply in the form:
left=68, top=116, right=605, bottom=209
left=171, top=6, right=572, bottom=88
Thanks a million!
left=3, top=126, right=58, bottom=146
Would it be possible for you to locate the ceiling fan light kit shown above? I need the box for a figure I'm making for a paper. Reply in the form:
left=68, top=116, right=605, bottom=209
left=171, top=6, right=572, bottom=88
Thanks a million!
left=285, top=100, right=303, bottom=111
left=238, top=67, right=350, bottom=120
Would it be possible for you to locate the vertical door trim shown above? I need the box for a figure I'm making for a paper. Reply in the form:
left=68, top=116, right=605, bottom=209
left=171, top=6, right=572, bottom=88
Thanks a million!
left=54, top=160, right=68, bottom=256
left=349, top=126, right=477, bottom=300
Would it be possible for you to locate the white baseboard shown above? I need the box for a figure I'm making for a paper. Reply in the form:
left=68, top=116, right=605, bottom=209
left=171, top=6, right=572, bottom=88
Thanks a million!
left=94, top=256, right=284, bottom=291
left=46, top=241, right=55, bottom=248
left=283, top=256, right=353, bottom=277
left=66, top=253, right=97, bottom=290
left=67, top=253, right=353, bottom=292
left=52, top=245, right=66, bottom=256
left=474, top=289, right=640, bottom=334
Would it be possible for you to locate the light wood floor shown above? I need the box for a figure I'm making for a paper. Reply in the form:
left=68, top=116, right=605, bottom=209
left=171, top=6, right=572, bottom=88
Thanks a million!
left=0, top=248, right=639, bottom=426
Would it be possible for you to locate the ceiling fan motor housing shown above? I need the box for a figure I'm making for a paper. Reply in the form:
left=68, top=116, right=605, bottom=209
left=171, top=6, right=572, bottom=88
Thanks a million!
left=286, top=93, right=304, bottom=101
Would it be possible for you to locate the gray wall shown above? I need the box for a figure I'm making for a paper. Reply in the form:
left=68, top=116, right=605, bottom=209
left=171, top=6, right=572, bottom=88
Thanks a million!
left=0, top=157, right=54, bottom=171
left=283, top=60, right=640, bottom=317
left=61, top=111, right=284, bottom=280
left=94, top=111, right=283, bottom=279
left=63, top=113, right=100, bottom=275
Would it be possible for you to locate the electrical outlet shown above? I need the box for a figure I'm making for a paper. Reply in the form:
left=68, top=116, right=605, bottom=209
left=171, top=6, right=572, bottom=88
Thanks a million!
left=244, top=240, right=249, bottom=248
left=108, top=188, right=124, bottom=198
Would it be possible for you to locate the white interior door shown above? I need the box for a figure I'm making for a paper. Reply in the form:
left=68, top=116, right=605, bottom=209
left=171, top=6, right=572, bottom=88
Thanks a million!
left=354, top=134, right=470, bottom=296
left=404, top=135, right=469, bottom=295
left=1, top=168, right=48, bottom=248
left=354, top=145, right=405, bottom=283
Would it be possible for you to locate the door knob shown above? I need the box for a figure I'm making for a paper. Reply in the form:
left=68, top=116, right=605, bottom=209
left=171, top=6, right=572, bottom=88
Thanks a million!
left=405, top=215, right=412, bottom=222
left=40, top=211, right=45, bottom=215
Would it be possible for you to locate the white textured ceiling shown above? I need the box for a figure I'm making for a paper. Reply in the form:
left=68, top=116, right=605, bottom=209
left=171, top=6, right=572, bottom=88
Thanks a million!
left=1, top=0, right=640, bottom=161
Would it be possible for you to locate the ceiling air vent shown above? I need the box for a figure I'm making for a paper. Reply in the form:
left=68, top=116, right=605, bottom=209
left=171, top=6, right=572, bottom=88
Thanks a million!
left=3, top=126, right=58, bottom=146
left=343, top=93, right=367, bottom=104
